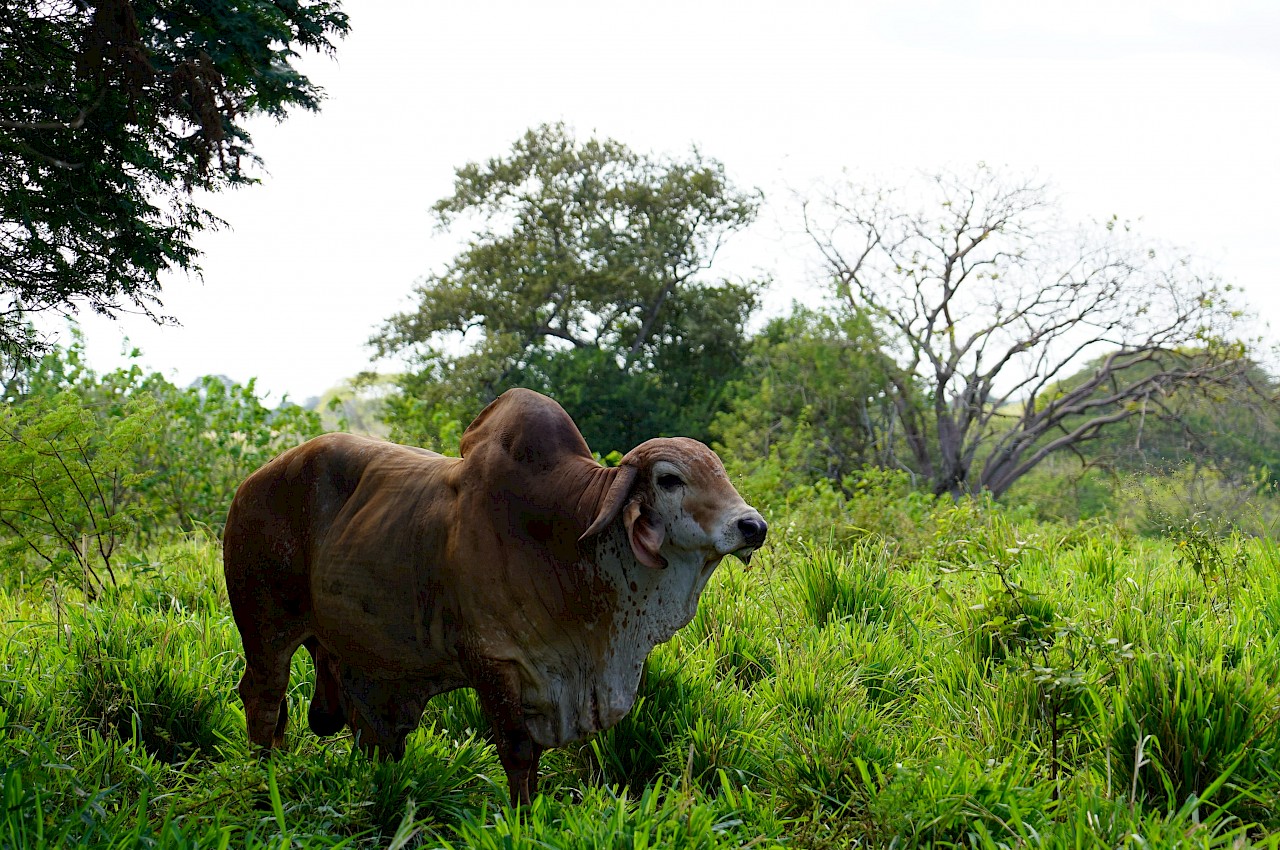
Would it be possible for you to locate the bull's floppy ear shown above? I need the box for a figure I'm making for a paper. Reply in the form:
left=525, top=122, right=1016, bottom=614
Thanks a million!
left=623, top=501, right=667, bottom=569
left=579, top=464, right=638, bottom=541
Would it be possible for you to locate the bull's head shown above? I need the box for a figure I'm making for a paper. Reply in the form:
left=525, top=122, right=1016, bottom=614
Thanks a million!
left=581, top=437, right=767, bottom=571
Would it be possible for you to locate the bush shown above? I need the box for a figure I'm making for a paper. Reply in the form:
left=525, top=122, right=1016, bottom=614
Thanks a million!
left=1118, top=465, right=1280, bottom=539
left=866, top=753, right=1053, bottom=848
left=1, top=338, right=322, bottom=554
left=130, top=375, right=321, bottom=534
left=1003, top=455, right=1119, bottom=521
left=71, top=610, right=234, bottom=764
left=790, top=539, right=899, bottom=629
left=1111, top=652, right=1280, bottom=820
left=0, top=390, right=152, bottom=594
left=712, top=306, right=906, bottom=493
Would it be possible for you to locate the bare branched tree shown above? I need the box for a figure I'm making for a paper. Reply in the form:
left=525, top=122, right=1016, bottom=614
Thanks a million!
left=803, top=165, right=1262, bottom=498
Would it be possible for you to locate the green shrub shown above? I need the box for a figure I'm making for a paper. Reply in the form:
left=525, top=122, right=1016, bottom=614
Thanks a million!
left=867, top=753, right=1053, bottom=848
left=962, top=587, right=1057, bottom=665
left=684, top=574, right=778, bottom=692
left=274, top=726, right=497, bottom=836
left=857, top=653, right=918, bottom=712
left=432, top=781, right=784, bottom=850
left=790, top=539, right=899, bottom=629
left=0, top=390, right=152, bottom=594
left=1165, top=518, right=1251, bottom=605
left=1111, top=652, right=1280, bottom=820
left=1059, top=530, right=1126, bottom=585
left=660, top=685, right=767, bottom=794
left=72, top=613, right=234, bottom=765
left=1003, top=456, right=1120, bottom=521
left=1, top=338, right=322, bottom=552
left=769, top=700, right=892, bottom=818
left=708, top=622, right=776, bottom=690
left=1119, top=465, right=1280, bottom=540
left=130, top=375, right=321, bottom=535
left=839, top=466, right=939, bottom=557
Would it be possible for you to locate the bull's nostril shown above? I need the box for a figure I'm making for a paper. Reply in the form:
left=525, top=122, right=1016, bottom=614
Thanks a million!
left=737, top=517, right=767, bottom=546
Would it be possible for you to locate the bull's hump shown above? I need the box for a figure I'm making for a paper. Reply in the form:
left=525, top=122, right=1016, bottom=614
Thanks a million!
left=460, top=389, right=594, bottom=465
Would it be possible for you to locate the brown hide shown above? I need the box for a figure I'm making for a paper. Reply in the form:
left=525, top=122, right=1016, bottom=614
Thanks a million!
left=223, top=388, right=766, bottom=804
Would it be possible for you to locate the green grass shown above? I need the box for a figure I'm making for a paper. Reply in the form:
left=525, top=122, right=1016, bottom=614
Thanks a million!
left=3, top=507, right=1280, bottom=848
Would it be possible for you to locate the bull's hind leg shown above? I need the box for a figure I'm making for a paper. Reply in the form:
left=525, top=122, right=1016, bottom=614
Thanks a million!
left=237, top=629, right=306, bottom=751
left=224, top=480, right=317, bottom=754
left=339, top=666, right=427, bottom=761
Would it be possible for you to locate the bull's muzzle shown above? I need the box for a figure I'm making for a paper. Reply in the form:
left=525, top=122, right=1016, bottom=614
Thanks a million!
left=736, top=516, right=768, bottom=548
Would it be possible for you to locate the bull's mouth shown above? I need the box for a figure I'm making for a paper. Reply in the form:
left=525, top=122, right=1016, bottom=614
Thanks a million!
left=708, top=544, right=758, bottom=568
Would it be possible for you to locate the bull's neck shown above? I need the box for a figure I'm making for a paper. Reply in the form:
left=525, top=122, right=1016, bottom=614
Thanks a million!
left=517, top=519, right=724, bottom=749
left=589, top=521, right=721, bottom=646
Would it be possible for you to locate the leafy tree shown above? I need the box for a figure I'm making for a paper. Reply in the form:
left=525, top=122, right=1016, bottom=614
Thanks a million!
left=802, top=165, right=1264, bottom=498
left=1049, top=355, right=1280, bottom=483
left=0, top=389, right=151, bottom=595
left=712, top=305, right=909, bottom=496
left=131, top=374, right=322, bottom=533
left=3, top=336, right=321, bottom=539
left=0, top=0, right=349, bottom=362
left=372, top=123, right=760, bottom=451
left=308, top=375, right=394, bottom=437
left=1005, top=355, right=1280, bottom=523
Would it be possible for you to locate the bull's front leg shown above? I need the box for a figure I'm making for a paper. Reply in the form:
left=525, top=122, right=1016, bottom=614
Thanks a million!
left=470, top=661, right=543, bottom=806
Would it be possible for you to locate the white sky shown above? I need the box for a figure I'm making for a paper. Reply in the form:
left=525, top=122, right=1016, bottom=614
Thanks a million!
left=70, top=0, right=1280, bottom=404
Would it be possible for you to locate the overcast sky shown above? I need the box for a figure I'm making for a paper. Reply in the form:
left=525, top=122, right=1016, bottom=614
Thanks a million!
left=69, top=0, right=1280, bottom=404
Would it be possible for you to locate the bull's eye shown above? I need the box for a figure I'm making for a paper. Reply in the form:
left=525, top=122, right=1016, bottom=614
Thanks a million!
left=657, top=473, right=684, bottom=491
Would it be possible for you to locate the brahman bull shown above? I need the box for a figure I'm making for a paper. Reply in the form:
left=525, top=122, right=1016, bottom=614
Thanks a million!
left=223, top=388, right=766, bottom=804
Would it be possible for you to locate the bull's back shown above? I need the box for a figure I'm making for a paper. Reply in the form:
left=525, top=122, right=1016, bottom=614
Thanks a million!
left=306, top=442, right=464, bottom=675
left=223, top=433, right=412, bottom=632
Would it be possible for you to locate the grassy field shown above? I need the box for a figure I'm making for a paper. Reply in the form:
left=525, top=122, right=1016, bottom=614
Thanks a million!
left=2, top=497, right=1279, bottom=848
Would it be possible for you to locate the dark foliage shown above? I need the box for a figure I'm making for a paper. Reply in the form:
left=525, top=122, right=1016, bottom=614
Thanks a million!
left=373, top=123, right=760, bottom=452
left=0, top=0, right=349, bottom=362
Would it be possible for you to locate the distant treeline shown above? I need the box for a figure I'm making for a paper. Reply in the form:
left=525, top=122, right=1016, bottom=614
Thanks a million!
left=4, top=124, right=1279, bottom=595
left=361, top=125, right=1278, bottom=508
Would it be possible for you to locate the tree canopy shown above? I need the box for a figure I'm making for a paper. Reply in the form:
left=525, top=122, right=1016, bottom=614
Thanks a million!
left=1046, top=354, right=1280, bottom=484
left=373, top=123, right=761, bottom=451
left=713, top=305, right=908, bottom=494
left=802, top=166, right=1262, bottom=498
left=0, top=0, right=349, bottom=362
